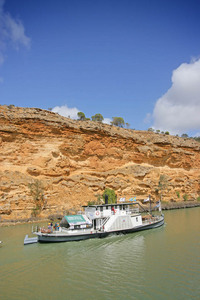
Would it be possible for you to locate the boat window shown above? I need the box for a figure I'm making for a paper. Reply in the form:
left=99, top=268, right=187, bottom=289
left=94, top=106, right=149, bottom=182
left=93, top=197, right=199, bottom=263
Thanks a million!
left=100, top=207, right=103, bottom=212
left=120, top=206, right=122, bottom=210
left=106, top=206, right=108, bottom=210
left=114, top=205, right=117, bottom=209
left=136, top=217, right=138, bottom=222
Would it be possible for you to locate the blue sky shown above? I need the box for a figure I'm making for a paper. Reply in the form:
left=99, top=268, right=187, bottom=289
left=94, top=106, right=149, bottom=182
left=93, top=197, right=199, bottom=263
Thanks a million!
left=0, top=0, right=200, bottom=136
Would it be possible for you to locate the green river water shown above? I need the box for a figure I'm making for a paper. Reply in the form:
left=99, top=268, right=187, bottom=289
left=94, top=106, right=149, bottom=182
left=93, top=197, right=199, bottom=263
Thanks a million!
left=0, top=208, right=199, bottom=300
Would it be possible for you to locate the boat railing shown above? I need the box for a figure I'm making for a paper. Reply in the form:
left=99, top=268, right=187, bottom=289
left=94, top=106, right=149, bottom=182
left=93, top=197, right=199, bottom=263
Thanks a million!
left=142, top=215, right=162, bottom=225
left=32, top=225, right=54, bottom=233
left=32, top=225, right=40, bottom=233
left=99, top=217, right=110, bottom=230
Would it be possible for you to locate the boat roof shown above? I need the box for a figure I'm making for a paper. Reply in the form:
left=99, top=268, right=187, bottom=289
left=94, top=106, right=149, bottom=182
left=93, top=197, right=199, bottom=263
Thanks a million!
left=61, top=215, right=90, bottom=225
left=82, top=202, right=139, bottom=208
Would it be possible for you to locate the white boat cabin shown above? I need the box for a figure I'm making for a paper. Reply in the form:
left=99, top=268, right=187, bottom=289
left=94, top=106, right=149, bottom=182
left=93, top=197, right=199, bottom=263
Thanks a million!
left=82, top=202, right=142, bottom=231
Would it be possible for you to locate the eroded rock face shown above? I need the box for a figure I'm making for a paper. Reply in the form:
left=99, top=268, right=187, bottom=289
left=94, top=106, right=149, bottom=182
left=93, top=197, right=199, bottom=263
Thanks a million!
left=0, top=105, right=200, bottom=221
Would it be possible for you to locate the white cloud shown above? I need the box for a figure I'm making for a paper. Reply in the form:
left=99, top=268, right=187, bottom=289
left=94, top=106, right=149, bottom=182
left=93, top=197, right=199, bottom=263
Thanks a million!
left=103, top=118, right=112, bottom=125
left=52, top=105, right=80, bottom=119
left=0, top=0, right=31, bottom=66
left=153, top=58, right=200, bottom=135
left=143, top=113, right=152, bottom=125
left=52, top=106, right=113, bottom=124
left=4, top=13, right=31, bottom=48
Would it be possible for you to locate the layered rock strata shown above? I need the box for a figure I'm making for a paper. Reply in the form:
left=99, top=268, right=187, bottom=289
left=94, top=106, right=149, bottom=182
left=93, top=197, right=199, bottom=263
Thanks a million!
left=0, top=105, right=199, bottom=221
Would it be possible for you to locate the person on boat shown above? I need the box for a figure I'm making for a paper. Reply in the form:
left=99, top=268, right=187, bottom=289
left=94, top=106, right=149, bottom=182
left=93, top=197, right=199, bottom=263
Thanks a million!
left=48, top=223, right=53, bottom=233
left=54, top=223, right=57, bottom=231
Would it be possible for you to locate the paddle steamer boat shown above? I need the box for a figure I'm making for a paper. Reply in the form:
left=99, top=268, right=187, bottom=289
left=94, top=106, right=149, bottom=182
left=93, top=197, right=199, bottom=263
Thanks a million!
left=32, top=201, right=164, bottom=243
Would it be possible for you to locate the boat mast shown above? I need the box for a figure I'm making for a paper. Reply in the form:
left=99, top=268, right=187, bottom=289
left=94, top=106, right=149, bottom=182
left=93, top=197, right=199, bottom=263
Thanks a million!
left=149, top=194, right=152, bottom=215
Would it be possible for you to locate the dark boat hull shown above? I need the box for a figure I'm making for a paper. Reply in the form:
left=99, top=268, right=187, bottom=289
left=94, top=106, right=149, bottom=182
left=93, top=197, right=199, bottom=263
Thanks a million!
left=37, top=216, right=164, bottom=243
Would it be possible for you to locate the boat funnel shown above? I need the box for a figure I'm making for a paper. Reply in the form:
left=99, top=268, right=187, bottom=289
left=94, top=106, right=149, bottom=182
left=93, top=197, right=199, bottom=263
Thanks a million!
left=105, top=194, right=108, bottom=205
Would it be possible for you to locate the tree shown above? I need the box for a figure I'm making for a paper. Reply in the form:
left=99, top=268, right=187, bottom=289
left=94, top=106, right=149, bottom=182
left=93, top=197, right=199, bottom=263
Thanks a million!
left=102, top=188, right=117, bottom=204
left=148, top=128, right=154, bottom=132
left=77, top=112, right=86, bottom=120
left=165, top=131, right=170, bottom=135
left=91, top=113, right=104, bottom=122
left=28, top=180, right=46, bottom=216
left=111, top=117, right=125, bottom=128
left=181, top=133, right=188, bottom=138
left=156, top=175, right=169, bottom=201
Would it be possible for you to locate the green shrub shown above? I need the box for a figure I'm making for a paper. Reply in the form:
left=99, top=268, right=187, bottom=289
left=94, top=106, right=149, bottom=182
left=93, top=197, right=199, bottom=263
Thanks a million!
left=183, top=194, right=188, bottom=201
left=111, top=117, right=125, bottom=128
left=102, top=188, right=117, bottom=204
left=176, top=191, right=180, bottom=198
left=91, top=113, right=104, bottom=122
left=197, top=197, right=200, bottom=202
left=28, top=180, right=45, bottom=216
left=77, top=112, right=86, bottom=120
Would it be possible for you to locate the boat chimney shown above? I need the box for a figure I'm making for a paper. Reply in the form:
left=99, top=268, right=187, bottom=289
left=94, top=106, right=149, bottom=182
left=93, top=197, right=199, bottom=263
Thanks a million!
left=105, top=194, right=108, bottom=205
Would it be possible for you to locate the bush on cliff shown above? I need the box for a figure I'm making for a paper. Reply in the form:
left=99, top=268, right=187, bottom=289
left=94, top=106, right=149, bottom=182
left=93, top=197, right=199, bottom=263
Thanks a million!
left=102, top=188, right=117, bottom=204
left=91, top=113, right=104, bottom=122
left=28, top=180, right=46, bottom=216
left=111, top=117, right=125, bottom=128
left=77, top=112, right=86, bottom=120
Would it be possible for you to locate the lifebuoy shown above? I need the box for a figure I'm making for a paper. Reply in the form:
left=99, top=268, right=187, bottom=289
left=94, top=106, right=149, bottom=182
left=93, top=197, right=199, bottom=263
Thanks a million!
left=114, top=209, right=117, bottom=213
left=96, top=211, right=100, bottom=216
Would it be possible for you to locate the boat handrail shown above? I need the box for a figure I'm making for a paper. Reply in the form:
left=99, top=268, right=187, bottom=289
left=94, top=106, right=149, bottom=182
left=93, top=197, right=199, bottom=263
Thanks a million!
left=99, top=217, right=110, bottom=230
left=32, top=225, right=40, bottom=233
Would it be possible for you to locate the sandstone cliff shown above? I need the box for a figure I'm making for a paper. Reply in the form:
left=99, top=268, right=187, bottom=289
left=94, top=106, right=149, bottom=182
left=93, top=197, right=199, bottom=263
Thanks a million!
left=0, top=105, right=200, bottom=222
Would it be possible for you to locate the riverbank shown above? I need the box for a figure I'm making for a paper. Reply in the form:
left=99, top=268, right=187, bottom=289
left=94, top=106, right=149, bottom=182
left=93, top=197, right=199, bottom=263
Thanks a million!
left=0, top=201, right=200, bottom=226
left=161, top=201, right=200, bottom=210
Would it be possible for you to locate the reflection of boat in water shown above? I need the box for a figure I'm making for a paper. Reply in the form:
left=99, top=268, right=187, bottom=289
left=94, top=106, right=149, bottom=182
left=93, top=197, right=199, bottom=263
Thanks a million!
left=33, top=201, right=164, bottom=243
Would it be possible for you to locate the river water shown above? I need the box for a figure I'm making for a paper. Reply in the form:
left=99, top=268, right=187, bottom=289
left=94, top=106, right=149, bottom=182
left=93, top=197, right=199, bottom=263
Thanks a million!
left=0, top=208, right=199, bottom=300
